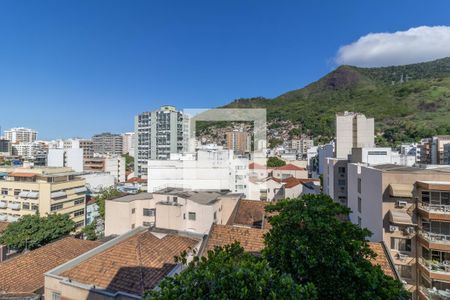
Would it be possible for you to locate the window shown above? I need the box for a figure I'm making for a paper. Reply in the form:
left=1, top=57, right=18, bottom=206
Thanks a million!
left=74, top=198, right=84, bottom=205
left=143, top=221, right=154, bottom=227
left=52, top=292, right=61, bottom=300
left=143, top=208, right=155, bottom=217
left=358, top=216, right=362, bottom=227
left=338, top=167, right=346, bottom=174
left=131, top=224, right=135, bottom=229
left=75, top=220, right=84, bottom=228
left=357, top=178, right=362, bottom=193
left=1, top=189, right=7, bottom=195
left=188, top=212, right=196, bottom=221
left=213, top=211, right=217, bottom=220
left=173, top=196, right=178, bottom=203
left=131, top=208, right=135, bottom=214
left=390, top=238, right=411, bottom=252
left=338, top=179, right=346, bottom=186
left=396, top=264, right=412, bottom=279
left=358, top=197, right=362, bottom=213
left=14, top=189, right=20, bottom=196
left=51, top=203, right=63, bottom=211
left=22, top=202, right=30, bottom=210
left=31, top=203, right=39, bottom=211
left=74, top=209, right=84, bottom=217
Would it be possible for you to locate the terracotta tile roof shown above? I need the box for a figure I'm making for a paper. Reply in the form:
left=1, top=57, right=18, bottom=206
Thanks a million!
left=272, top=164, right=306, bottom=171
left=0, top=237, right=100, bottom=294
left=249, top=162, right=266, bottom=170
left=205, top=224, right=267, bottom=254
left=8, top=172, right=36, bottom=177
left=61, top=231, right=199, bottom=296
left=227, top=199, right=271, bottom=229
left=126, top=177, right=146, bottom=183
left=368, top=242, right=396, bottom=278
left=272, top=177, right=319, bottom=189
left=0, top=221, right=10, bottom=234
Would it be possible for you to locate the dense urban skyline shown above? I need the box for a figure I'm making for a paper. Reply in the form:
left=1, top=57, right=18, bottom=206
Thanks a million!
left=1, top=0, right=450, bottom=139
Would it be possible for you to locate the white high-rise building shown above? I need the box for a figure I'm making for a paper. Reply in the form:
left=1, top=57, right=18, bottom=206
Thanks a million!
left=4, top=127, right=37, bottom=144
left=335, top=112, right=374, bottom=159
left=122, top=132, right=135, bottom=156
left=135, top=105, right=185, bottom=177
left=147, top=144, right=249, bottom=196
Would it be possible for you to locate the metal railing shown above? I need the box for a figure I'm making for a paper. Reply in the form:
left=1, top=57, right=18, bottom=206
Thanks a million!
left=419, top=230, right=450, bottom=245
left=419, top=202, right=450, bottom=214
left=419, top=257, right=450, bottom=274
left=420, top=286, right=450, bottom=300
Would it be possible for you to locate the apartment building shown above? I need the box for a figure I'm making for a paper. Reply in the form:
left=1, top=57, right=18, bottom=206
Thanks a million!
left=122, top=132, right=135, bottom=156
left=134, top=105, right=185, bottom=177
left=0, top=166, right=87, bottom=227
left=92, top=132, right=123, bottom=155
left=418, top=136, right=450, bottom=165
left=84, top=155, right=126, bottom=182
left=323, top=158, right=348, bottom=206
left=0, top=139, right=11, bottom=156
left=4, top=127, right=37, bottom=143
left=147, top=145, right=249, bottom=196
left=335, top=112, right=374, bottom=159
left=346, top=163, right=450, bottom=297
left=290, top=137, right=314, bottom=157
left=105, top=188, right=242, bottom=236
left=225, top=130, right=251, bottom=155
left=11, top=141, right=46, bottom=159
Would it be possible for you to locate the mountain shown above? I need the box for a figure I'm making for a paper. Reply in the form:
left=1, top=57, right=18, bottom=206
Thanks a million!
left=224, top=57, right=450, bottom=145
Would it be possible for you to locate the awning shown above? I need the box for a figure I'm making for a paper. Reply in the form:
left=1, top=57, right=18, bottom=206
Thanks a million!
left=51, top=191, right=67, bottom=199
left=8, top=172, right=36, bottom=178
left=388, top=184, right=413, bottom=198
left=388, top=209, right=413, bottom=225
left=72, top=187, right=87, bottom=194
left=18, top=191, right=39, bottom=198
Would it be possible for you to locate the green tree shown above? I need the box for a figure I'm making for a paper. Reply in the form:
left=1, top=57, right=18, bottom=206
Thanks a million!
left=122, top=153, right=134, bottom=171
left=97, top=187, right=124, bottom=218
left=0, top=213, right=75, bottom=251
left=268, top=138, right=283, bottom=148
left=267, top=157, right=286, bottom=168
left=263, top=195, right=410, bottom=300
left=81, top=220, right=97, bottom=240
left=146, top=243, right=316, bottom=300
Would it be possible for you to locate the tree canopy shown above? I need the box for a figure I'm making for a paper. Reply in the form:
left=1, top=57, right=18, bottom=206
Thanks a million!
left=0, top=213, right=75, bottom=251
left=97, top=187, right=125, bottom=218
left=146, top=243, right=316, bottom=300
left=263, top=194, right=410, bottom=300
left=267, top=156, right=286, bottom=168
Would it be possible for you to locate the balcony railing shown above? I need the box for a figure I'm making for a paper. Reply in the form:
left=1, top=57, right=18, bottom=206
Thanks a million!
left=419, top=230, right=450, bottom=245
left=420, top=286, right=450, bottom=299
left=0, top=202, right=6, bottom=209
left=7, top=203, right=20, bottom=210
left=0, top=214, right=7, bottom=221
left=419, top=202, right=450, bottom=214
left=419, top=257, right=450, bottom=275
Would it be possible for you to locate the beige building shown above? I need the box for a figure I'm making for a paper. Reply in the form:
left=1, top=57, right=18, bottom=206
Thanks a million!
left=335, top=112, right=374, bottom=159
left=84, top=155, right=126, bottom=182
left=0, top=166, right=87, bottom=227
left=105, top=188, right=242, bottom=236
left=225, top=130, right=251, bottom=155
left=347, top=163, right=450, bottom=297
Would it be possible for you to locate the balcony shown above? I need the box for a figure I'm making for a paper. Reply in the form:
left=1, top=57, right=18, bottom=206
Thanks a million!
left=420, top=286, right=450, bottom=300
left=419, top=257, right=450, bottom=275
left=419, top=230, right=450, bottom=251
left=0, top=202, right=6, bottom=209
left=418, top=202, right=450, bottom=222
left=7, top=215, right=19, bottom=222
left=7, top=203, right=20, bottom=210
left=0, top=214, right=7, bottom=221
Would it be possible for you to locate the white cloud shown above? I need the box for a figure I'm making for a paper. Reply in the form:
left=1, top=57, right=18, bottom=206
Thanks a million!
left=335, top=26, right=450, bottom=67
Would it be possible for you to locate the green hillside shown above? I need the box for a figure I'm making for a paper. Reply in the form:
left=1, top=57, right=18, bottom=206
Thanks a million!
left=225, top=57, right=450, bottom=145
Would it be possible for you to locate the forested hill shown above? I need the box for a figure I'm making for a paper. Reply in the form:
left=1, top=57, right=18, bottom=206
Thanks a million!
left=224, top=57, right=450, bottom=144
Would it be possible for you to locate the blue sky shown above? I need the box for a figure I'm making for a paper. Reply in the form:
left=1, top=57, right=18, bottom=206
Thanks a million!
left=1, top=0, right=450, bottom=139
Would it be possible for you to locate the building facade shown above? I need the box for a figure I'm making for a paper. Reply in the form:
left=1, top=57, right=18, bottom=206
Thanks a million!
left=225, top=130, right=251, bottom=155
left=92, top=133, right=123, bottom=156
left=0, top=166, right=86, bottom=227
left=4, top=128, right=37, bottom=144
left=134, top=105, right=185, bottom=177
left=335, top=112, right=374, bottom=159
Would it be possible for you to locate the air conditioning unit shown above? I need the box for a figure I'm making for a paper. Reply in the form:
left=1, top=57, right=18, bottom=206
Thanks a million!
left=389, top=225, right=398, bottom=232
left=397, top=253, right=408, bottom=260
left=396, top=200, right=407, bottom=208
left=405, top=227, right=415, bottom=234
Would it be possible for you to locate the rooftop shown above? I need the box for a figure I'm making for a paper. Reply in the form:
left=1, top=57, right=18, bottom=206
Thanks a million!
left=272, top=164, right=306, bottom=171
left=204, top=224, right=267, bottom=255
left=369, top=164, right=450, bottom=174
left=58, top=229, right=200, bottom=296
left=227, top=199, right=270, bottom=229
left=367, top=242, right=397, bottom=279
left=0, top=237, right=100, bottom=294
left=154, top=187, right=233, bottom=205
left=108, top=192, right=153, bottom=203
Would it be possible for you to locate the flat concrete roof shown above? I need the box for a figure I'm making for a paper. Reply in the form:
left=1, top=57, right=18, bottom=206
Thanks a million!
left=369, top=164, right=450, bottom=174
left=108, top=192, right=153, bottom=203
left=154, top=187, right=233, bottom=205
